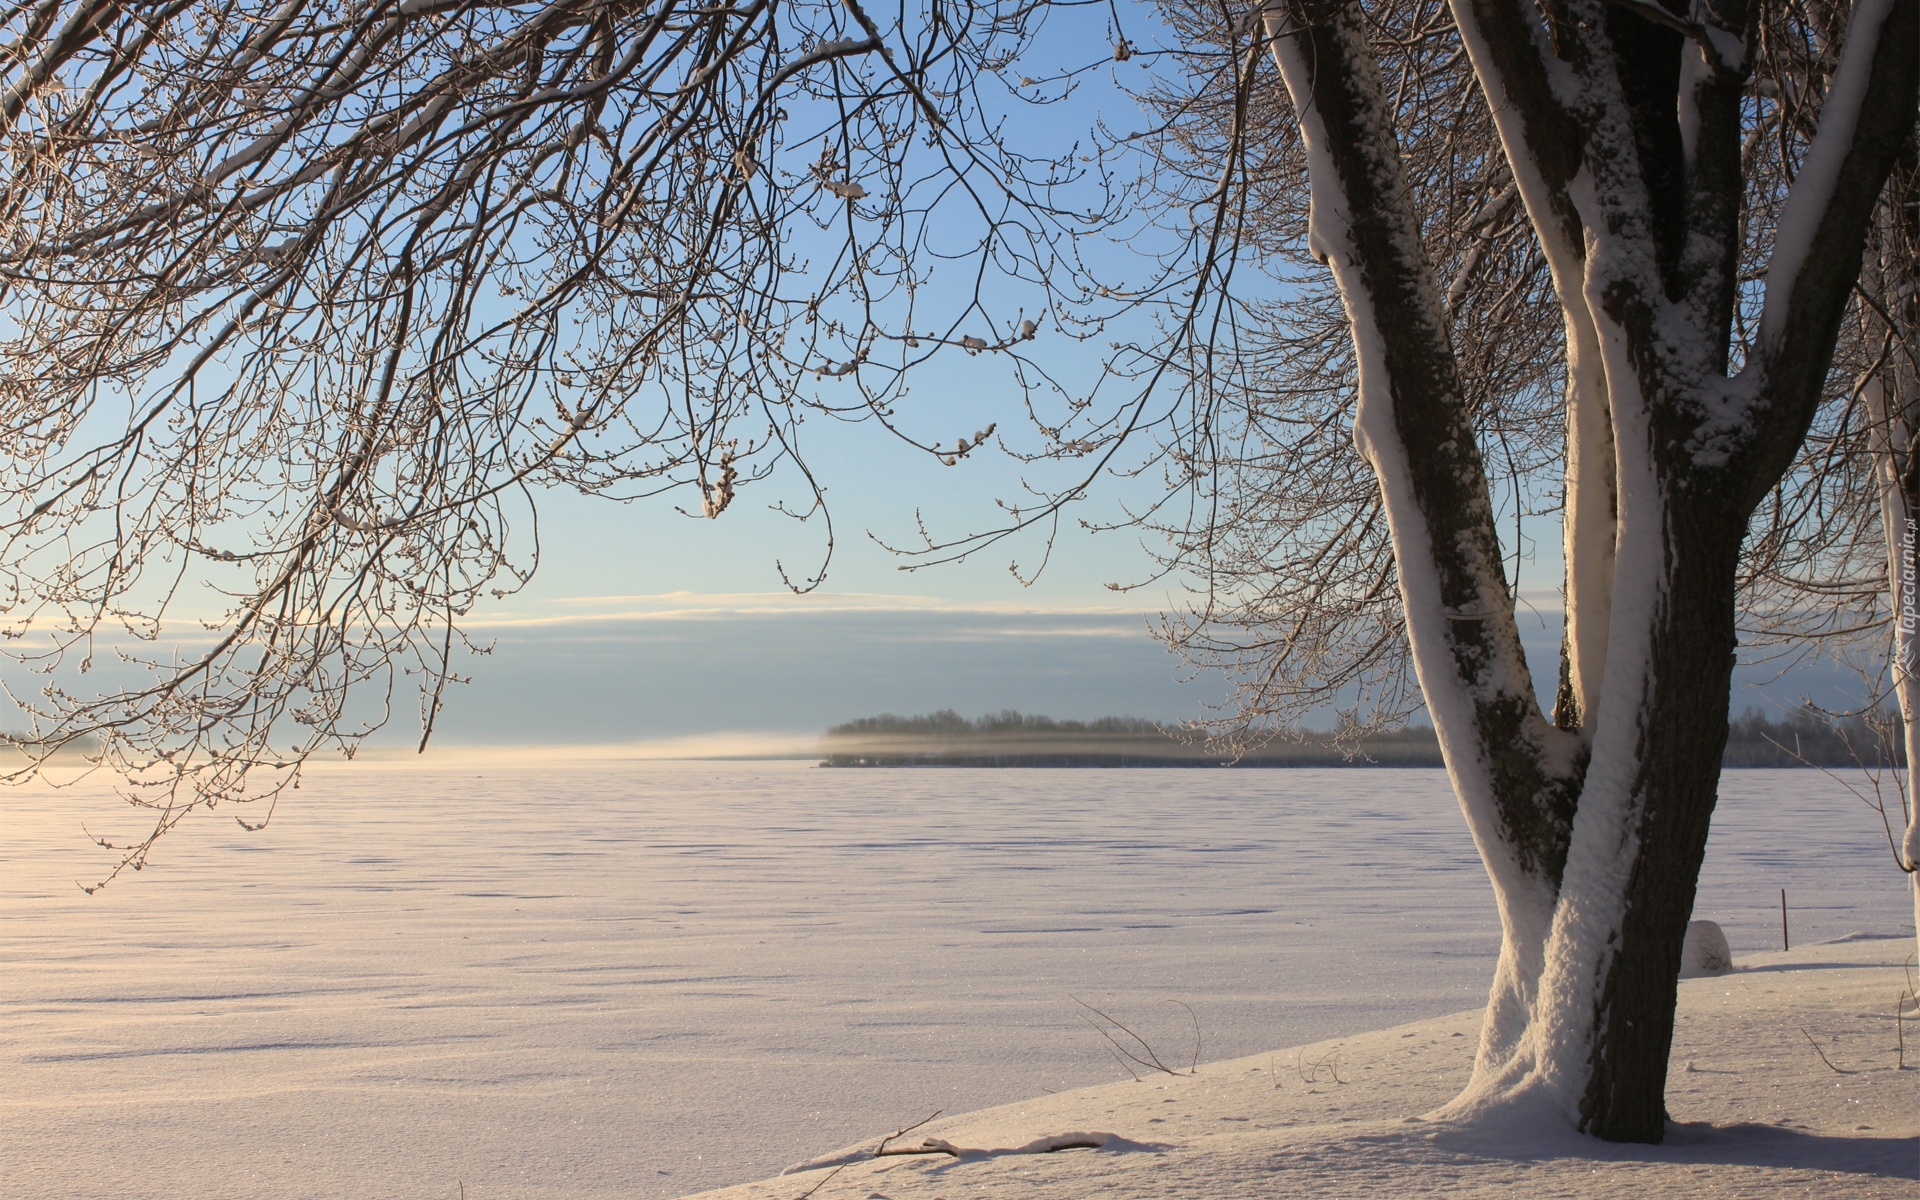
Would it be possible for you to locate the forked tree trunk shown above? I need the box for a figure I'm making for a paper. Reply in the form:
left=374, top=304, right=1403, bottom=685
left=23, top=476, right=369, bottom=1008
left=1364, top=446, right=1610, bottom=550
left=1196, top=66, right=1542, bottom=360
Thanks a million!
left=1264, top=0, right=1919, bottom=1141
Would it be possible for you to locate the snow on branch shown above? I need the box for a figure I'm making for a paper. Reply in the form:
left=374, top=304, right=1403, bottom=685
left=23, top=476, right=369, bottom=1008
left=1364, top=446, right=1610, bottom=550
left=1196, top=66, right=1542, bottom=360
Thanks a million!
left=1758, top=0, right=1906, bottom=350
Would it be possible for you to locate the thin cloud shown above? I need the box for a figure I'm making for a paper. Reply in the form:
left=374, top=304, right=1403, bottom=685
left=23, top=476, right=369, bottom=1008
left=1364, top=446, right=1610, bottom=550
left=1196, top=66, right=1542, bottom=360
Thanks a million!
left=333, top=731, right=825, bottom=763
left=466, top=590, right=1157, bottom=629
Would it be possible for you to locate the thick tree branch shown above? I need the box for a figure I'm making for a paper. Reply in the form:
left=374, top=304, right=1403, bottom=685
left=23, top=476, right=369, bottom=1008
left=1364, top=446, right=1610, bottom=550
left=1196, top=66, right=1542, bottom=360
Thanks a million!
left=1447, top=0, right=1586, bottom=266
left=1267, top=0, right=1581, bottom=884
left=1741, top=0, right=1920, bottom=502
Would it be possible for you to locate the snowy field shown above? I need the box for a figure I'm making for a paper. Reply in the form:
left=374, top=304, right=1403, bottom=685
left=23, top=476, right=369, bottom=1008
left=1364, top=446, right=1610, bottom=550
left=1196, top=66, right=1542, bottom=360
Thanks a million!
left=1, top=763, right=1910, bottom=1200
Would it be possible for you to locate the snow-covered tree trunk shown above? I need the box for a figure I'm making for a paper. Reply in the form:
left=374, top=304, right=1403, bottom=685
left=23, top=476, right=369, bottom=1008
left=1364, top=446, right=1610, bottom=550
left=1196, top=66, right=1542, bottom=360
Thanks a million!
left=1861, top=159, right=1920, bottom=967
left=1866, top=364, right=1920, bottom=968
left=1265, top=0, right=1919, bottom=1142
left=1262, top=0, right=1583, bottom=1096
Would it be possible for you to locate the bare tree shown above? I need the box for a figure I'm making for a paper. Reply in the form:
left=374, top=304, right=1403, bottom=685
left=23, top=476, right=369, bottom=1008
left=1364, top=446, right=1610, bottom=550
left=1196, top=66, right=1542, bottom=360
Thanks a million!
left=1162, top=0, right=1914, bottom=1143
left=1119, top=0, right=1915, bottom=1143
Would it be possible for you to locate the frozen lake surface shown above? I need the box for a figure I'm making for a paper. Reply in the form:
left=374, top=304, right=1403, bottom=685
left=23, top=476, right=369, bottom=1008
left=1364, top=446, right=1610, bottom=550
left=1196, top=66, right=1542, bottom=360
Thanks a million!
left=2, top=763, right=1910, bottom=1199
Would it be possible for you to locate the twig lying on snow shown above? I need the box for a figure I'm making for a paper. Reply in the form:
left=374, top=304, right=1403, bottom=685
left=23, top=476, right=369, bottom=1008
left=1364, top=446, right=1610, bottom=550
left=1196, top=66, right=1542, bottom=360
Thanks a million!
left=875, top=1132, right=1121, bottom=1159
left=782, top=1130, right=1151, bottom=1177
left=873, top=1110, right=941, bottom=1157
left=1801, top=1027, right=1854, bottom=1074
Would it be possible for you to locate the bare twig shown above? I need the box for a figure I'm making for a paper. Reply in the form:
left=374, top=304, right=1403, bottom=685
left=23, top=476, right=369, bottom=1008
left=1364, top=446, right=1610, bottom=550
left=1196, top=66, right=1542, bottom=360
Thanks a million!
left=1096, top=1040, right=1143, bottom=1083
left=1801, top=1028, right=1854, bottom=1075
left=1898, top=991, right=1912, bottom=1070
left=873, top=1110, right=941, bottom=1157
left=1296, top=1048, right=1347, bottom=1085
left=877, top=1133, right=1113, bottom=1159
left=792, top=1162, right=848, bottom=1199
left=1167, top=999, right=1202, bottom=1073
left=1071, top=996, right=1182, bottom=1077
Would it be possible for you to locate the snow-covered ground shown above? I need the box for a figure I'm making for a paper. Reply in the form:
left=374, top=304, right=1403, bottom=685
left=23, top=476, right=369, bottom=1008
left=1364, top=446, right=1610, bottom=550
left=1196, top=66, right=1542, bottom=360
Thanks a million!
left=1, top=764, right=1909, bottom=1199
left=732, top=935, right=1918, bottom=1200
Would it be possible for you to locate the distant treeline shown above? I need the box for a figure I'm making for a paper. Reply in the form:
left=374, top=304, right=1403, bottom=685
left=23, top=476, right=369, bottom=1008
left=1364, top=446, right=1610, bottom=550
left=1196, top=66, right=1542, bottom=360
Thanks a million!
left=821, top=710, right=1442, bottom=768
left=1721, top=707, right=1902, bottom=768
left=821, top=708, right=1905, bottom=768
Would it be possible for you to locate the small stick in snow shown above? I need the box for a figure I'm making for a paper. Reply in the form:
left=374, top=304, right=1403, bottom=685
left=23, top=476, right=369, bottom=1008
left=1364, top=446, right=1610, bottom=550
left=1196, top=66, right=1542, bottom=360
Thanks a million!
left=1897, top=992, right=1909, bottom=1070
left=876, top=1133, right=1116, bottom=1159
left=1098, top=1041, right=1143, bottom=1082
left=1071, top=996, right=1184, bottom=1077
left=1166, top=999, right=1201, bottom=1073
left=792, top=1162, right=847, bottom=1199
left=1297, top=1048, right=1347, bottom=1085
left=1800, top=1028, right=1853, bottom=1074
left=873, top=1110, right=942, bottom=1157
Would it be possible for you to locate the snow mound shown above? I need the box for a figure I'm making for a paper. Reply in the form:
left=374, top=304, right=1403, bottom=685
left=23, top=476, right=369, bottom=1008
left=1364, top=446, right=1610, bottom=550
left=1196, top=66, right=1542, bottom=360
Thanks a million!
left=1679, top=919, right=1734, bottom=977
